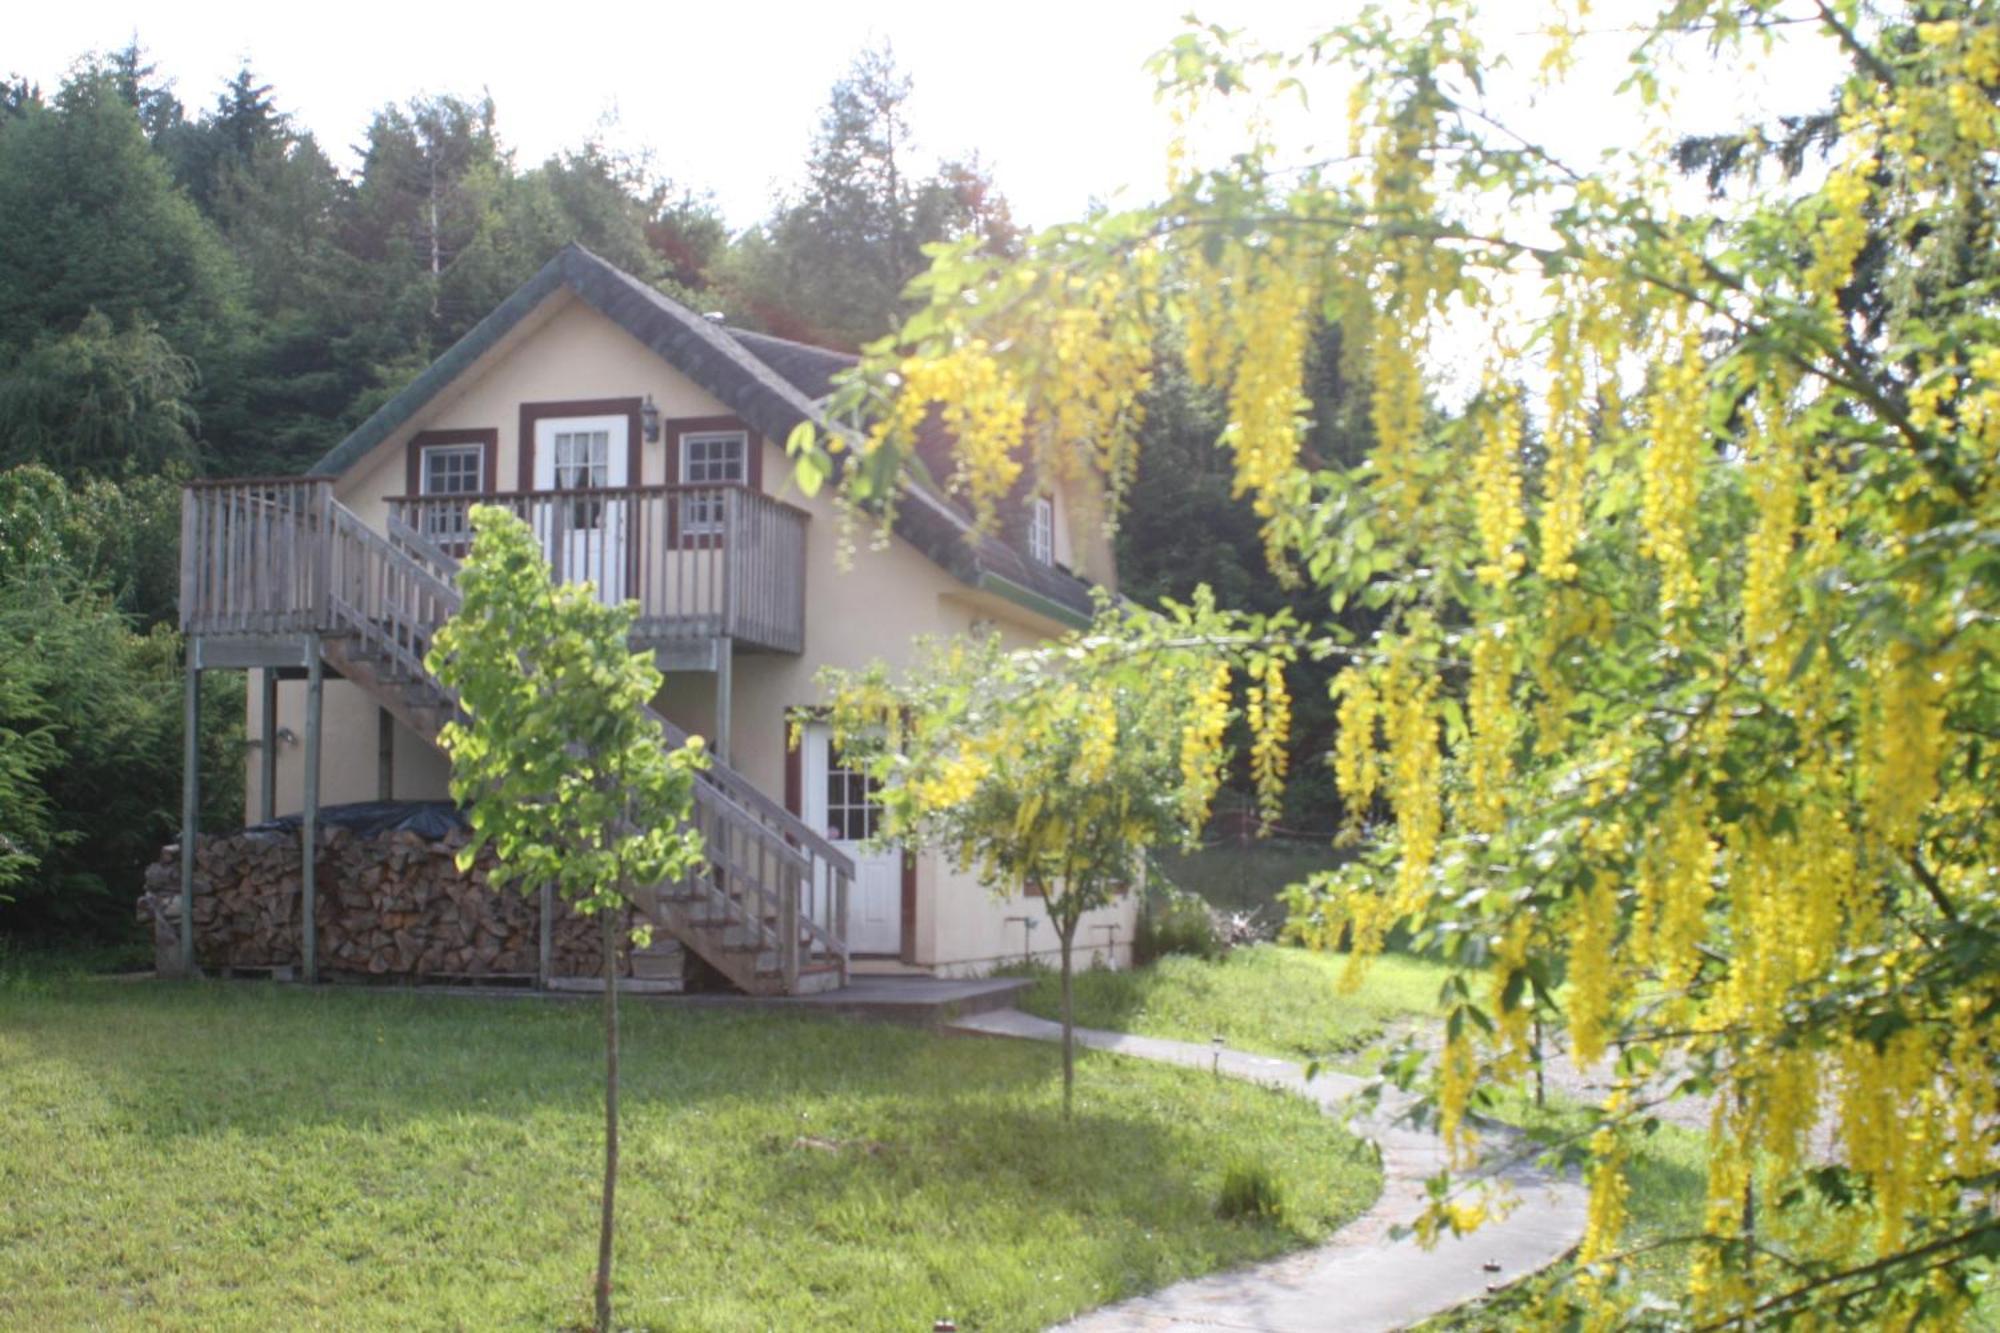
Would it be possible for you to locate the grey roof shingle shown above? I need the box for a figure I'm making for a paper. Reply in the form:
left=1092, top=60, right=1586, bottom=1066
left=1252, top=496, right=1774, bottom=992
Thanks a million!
left=309, top=243, right=1097, bottom=627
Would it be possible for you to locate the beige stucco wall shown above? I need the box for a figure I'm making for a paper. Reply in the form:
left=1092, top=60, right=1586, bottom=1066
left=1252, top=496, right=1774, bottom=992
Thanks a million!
left=248, top=289, right=1135, bottom=972
left=242, top=674, right=452, bottom=817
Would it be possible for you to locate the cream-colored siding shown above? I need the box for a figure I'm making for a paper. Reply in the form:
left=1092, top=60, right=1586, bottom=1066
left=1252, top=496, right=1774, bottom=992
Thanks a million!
left=247, top=289, right=1135, bottom=972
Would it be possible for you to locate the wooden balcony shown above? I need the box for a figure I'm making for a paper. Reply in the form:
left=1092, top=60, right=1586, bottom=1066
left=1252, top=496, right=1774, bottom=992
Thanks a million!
left=181, top=478, right=809, bottom=657
left=389, top=485, right=807, bottom=654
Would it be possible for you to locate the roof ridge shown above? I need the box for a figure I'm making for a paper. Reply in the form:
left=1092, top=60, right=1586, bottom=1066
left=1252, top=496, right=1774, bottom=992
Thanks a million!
left=724, top=325, right=860, bottom=363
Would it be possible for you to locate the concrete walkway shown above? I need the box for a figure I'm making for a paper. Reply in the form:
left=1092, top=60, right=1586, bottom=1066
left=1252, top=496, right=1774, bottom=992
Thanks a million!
left=949, top=1009, right=1588, bottom=1332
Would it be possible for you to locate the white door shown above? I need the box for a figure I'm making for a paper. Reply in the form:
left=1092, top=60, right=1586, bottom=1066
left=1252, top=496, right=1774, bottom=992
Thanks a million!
left=533, top=414, right=628, bottom=603
left=801, top=721, right=902, bottom=956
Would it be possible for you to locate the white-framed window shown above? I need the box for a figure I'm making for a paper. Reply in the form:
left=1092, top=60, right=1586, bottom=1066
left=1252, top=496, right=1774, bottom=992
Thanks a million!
left=418, top=443, right=485, bottom=542
left=552, top=429, right=610, bottom=529
left=679, top=430, right=748, bottom=537
left=1028, top=494, right=1055, bottom=565
left=823, top=747, right=883, bottom=842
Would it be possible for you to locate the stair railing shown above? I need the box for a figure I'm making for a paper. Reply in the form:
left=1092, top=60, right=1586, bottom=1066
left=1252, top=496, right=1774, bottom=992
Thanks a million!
left=377, top=497, right=850, bottom=986
left=327, top=505, right=461, bottom=688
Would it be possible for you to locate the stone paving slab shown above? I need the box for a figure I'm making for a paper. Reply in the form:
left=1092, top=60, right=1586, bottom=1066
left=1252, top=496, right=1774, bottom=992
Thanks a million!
left=949, top=1009, right=1589, bottom=1332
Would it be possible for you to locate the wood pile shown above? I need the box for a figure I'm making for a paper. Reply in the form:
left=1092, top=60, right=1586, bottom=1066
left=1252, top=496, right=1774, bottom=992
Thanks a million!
left=137, top=825, right=675, bottom=982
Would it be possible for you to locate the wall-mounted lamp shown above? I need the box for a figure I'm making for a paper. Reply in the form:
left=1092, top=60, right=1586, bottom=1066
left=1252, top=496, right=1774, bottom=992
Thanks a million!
left=640, top=394, right=661, bottom=443
left=275, top=726, right=299, bottom=747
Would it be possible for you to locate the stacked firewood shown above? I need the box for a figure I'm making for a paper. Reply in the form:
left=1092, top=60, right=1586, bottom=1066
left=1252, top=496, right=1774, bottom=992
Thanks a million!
left=137, top=825, right=659, bottom=980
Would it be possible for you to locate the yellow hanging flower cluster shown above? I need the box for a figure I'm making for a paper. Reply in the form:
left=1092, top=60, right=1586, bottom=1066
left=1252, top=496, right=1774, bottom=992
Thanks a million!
left=1578, top=1094, right=1631, bottom=1274
left=1436, top=1023, right=1480, bottom=1160
left=1471, top=382, right=1527, bottom=585
left=1330, top=665, right=1380, bottom=838
left=1859, top=643, right=1948, bottom=851
left=1177, top=662, right=1233, bottom=830
left=1379, top=635, right=1442, bottom=915
left=1566, top=870, right=1620, bottom=1067
left=1244, top=657, right=1291, bottom=826
left=1740, top=391, right=1803, bottom=675
left=1069, top=687, right=1119, bottom=787
left=1638, top=318, right=1707, bottom=627
left=1223, top=246, right=1318, bottom=543
left=1180, top=242, right=1242, bottom=395
left=911, top=745, right=994, bottom=811
left=1630, top=790, right=1714, bottom=999
left=1366, top=256, right=1432, bottom=528
left=1803, top=129, right=1876, bottom=313
left=879, top=344, right=1026, bottom=530
left=1463, top=622, right=1515, bottom=835
left=1035, top=259, right=1159, bottom=507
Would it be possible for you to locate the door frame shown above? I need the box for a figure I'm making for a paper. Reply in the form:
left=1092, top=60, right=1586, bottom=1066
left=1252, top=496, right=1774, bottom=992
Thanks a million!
left=517, top=398, right=643, bottom=491
left=520, top=398, right=640, bottom=603
left=787, top=717, right=916, bottom=962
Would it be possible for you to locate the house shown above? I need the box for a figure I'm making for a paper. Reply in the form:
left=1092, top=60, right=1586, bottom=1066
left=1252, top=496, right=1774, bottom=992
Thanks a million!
left=174, top=243, right=1137, bottom=994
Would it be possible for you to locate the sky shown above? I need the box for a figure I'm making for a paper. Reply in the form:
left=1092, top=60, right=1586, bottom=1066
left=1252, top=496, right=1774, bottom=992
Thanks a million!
left=8, top=0, right=1322, bottom=229
left=8, top=1, right=1848, bottom=234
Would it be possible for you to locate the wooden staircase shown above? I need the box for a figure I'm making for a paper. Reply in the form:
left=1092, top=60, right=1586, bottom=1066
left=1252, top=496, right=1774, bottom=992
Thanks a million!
left=185, top=480, right=850, bottom=996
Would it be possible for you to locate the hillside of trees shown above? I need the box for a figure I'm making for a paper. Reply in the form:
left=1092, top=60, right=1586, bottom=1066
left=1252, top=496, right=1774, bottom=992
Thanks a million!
left=0, top=39, right=1300, bottom=944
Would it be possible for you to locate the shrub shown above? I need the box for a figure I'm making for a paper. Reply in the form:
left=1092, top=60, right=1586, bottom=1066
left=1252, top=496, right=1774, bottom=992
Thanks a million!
left=1216, top=1159, right=1285, bottom=1223
left=1136, top=883, right=1223, bottom=963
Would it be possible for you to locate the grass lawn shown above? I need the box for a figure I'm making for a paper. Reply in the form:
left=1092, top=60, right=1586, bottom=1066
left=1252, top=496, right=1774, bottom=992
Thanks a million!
left=0, top=962, right=1380, bottom=1332
left=1011, top=942, right=1450, bottom=1068
left=1014, top=944, right=1721, bottom=1314
left=1014, top=942, right=2000, bottom=1325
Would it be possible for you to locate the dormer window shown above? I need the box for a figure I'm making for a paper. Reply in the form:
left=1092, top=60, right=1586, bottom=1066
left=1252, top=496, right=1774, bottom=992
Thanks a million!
left=1029, top=495, right=1055, bottom=566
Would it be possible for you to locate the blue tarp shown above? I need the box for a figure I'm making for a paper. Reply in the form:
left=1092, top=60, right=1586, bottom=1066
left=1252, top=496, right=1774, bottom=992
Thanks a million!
left=244, top=800, right=467, bottom=839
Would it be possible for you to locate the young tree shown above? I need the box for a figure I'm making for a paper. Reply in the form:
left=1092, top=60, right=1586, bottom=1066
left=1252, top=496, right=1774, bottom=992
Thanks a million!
left=793, top=3, right=2000, bottom=1323
left=818, top=602, right=1282, bottom=1117
left=427, top=506, right=707, bottom=1333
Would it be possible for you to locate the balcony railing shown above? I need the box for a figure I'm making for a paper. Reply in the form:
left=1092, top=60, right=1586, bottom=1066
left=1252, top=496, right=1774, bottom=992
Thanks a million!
left=389, top=484, right=807, bottom=654
left=181, top=479, right=808, bottom=655
left=179, top=477, right=333, bottom=636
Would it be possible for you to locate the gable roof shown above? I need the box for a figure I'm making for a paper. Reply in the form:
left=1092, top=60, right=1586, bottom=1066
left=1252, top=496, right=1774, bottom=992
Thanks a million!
left=309, top=243, right=1098, bottom=628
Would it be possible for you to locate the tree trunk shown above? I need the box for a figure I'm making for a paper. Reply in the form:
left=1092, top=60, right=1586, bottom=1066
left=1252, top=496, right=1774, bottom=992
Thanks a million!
left=1058, top=919, right=1076, bottom=1120
left=595, top=907, right=620, bottom=1333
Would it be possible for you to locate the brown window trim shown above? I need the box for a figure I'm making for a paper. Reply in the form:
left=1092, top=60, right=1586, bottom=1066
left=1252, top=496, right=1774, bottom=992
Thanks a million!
left=405, top=429, right=498, bottom=556
left=406, top=428, right=499, bottom=498
left=517, top=398, right=644, bottom=492
left=667, top=415, right=760, bottom=549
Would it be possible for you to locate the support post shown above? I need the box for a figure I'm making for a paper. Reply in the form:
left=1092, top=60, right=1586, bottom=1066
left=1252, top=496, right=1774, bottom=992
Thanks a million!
left=377, top=707, right=394, bottom=801
left=713, top=639, right=732, bottom=766
left=179, top=655, right=201, bottom=978
left=538, top=883, right=553, bottom=989
left=259, top=669, right=278, bottom=824
left=301, top=639, right=323, bottom=984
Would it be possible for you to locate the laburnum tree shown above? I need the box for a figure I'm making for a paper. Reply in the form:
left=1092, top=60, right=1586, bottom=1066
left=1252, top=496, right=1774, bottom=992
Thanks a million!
left=427, top=506, right=708, bottom=1333
left=815, top=606, right=1280, bottom=1117
left=789, top=2, right=2000, bottom=1324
